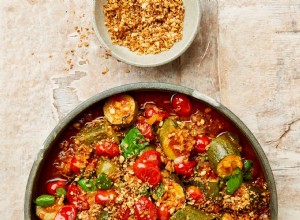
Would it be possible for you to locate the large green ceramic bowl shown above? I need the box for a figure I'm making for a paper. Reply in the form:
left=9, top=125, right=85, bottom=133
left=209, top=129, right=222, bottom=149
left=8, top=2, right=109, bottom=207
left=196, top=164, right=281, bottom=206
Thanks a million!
left=25, top=83, right=278, bottom=219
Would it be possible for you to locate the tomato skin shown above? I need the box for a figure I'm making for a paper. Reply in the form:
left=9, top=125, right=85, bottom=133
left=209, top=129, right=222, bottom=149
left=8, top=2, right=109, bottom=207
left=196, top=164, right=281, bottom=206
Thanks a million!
left=67, top=184, right=89, bottom=211
left=157, top=204, right=170, bottom=220
left=186, top=186, right=205, bottom=203
left=174, top=160, right=196, bottom=177
left=95, top=190, right=118, bottom=205
left=133, top=161, right=162, bottom=186
left=139, top=150, right=162, bottom=167
left=171, top=94, right=192, bottom=116
left=137, top=122, right=155, bottom=140
left=194, top=135, right=211, bottom=153
left=54, top=205, right=77, bottom=220
left=46, top=179, right=67, bottom=196
left=118, top=207, right=131, bottom=220
left=134, top=197, right=157, bottom=220
left=95, top=141, right=120, bottom=158
left=70, top=157, right=81, bottom=175
left=145, top=108, right=169, bottom=122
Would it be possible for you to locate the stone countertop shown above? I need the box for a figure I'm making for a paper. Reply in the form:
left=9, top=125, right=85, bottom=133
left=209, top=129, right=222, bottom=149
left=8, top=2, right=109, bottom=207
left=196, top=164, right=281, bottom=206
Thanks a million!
left=0, top=0, right=299, bottom=219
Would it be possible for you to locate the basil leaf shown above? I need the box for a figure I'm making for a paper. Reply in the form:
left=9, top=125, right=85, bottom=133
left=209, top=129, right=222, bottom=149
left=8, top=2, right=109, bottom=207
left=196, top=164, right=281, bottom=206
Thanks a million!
left=226, top=168, right=243, bottom=194
left=120, top=127, right=149, bottom=158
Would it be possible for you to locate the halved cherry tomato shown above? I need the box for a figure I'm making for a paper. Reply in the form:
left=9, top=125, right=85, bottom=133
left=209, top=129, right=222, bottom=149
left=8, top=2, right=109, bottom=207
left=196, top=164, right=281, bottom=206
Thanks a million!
left=67, top=184, right=89, bottom=211
left=174, top=160, right=196, bottom=177
left=157, top=204, right=170, bottom=220
left=118, top=207, right=131, bottom=220
left=46, top=179, right=67, bottom=196
left=137, top=122, right=155, bottom=140
left=171, top=94, right=192, bottom=116
left=133, top=161, right=162, bottom=186
left=70, top=157, right=81, bottom=175
left=186, top=186, right=205, bottom=204
left=95, top=190, right=118, bottom=205
left=139, top=150, right=162, bottom=167
left=134, top=197, right=157, bottom=220
left=95, top=141, right=120, bottom=158
left=54, top=205, right=77, bottom=220
left=194, top=135, right=211, bottom=153
left=145, top=108, right=169, bottom=122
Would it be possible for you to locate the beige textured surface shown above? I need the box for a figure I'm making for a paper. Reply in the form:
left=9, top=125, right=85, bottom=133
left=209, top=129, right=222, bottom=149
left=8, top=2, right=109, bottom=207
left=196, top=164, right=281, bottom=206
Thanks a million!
left=0, top=0, right=299, bottom=219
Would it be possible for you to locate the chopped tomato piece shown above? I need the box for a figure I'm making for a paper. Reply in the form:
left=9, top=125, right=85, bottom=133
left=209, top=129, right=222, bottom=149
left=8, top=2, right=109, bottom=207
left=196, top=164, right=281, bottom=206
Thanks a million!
left=171, top=94, right=192, bottom=116
left=46, top=179, right=67, bottom=196
left=139, top=150, right=162, bottom=167
left=54, top=205, right=77, bottom=220
left=95, top=141, right=120, bottom=158
left=194, top=135, right=211, bottom=153
left=67, top=184, right=89, bottom=211
left=70, top=157, right=81, bottom=175
left=137, top=121, right=155, bottom=140
left=134, top=197, right=157, bottom=220
left=186, top=186, right=205, bottom=203
left=157, top=204, right=170, bottom=220
left=174, top=160, right=196, bottom=177
left=145, top=107, right=169, bottom=123
left=133, top=161, right=162, bottom=186
left=95, top=190, right=118, bottom=205
left=118, top=207, right=131, bottom=220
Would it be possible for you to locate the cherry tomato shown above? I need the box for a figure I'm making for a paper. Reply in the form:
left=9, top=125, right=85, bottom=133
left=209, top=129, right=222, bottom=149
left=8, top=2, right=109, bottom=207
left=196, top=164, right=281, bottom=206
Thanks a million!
left=46, top=179, right=67, bottom=196
left=157, top=204, right=170, bottom=220
left=54, top=205, right=77, bottom=220
left=194, top=135, right=211, bottom=153
left=186, top=186, right=205, bottom=203
left=133, top=161, right=162, bottom=186
left=145, top=108, right=169, bottom=122
left=134, top=197, right=157, bottom=220
left=118, top=207, right=131, bottom=220
left=137, top=122, right=155, bottom=140
left=70, top=157, right=81, bottom=175
left=95, top=141, right=120, bottom=158
left=139, top=150, right=162, bottom=167
left=174, top=160, right=196, bottom=177
left=172, top=94, right=192, bottom=116
left=95, top=190, right=118, bottom=205
left=67, top=184, right=89, bottom=211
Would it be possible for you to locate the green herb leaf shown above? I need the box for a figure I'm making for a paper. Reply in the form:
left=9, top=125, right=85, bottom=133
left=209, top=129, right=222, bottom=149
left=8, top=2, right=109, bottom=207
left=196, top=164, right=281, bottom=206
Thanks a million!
left=226, top=168, right=243, bottom=194
left=120, top=127, right=149, bottom=158
left=78, top=179, right=97, bottom=191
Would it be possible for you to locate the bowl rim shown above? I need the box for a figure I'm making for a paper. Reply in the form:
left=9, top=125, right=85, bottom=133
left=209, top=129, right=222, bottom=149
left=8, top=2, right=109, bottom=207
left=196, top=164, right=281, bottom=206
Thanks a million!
left=92, top=0, right=202, bottom=67
left=24, top=82, right=278, bottom=219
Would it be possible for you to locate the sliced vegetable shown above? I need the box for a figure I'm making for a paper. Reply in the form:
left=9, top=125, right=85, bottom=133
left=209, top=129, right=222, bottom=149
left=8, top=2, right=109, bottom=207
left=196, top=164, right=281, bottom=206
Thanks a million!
left=96, top=173, right=112, bottom=190
left=243, top=159, right=254, bottom=181
left=56, top=188, right=67, bottom=197
left=98, top=211, right=109, bottom=220
left=95, top=140, right=120, bottom=158
left=158, top=204, right=171, bottom=220
left=170, top=206, right=215, bottom=220
left=35, top=195, right=55, bottom=207
left=133, top=160, right=162, bottom=186
left=207, top=132, right=243, bottom=178
left=70, top=157, right=81, bottom=175
left=159, top=119, right=179, bottom=160
left=136, top=120, right=155, bottom=140
left=96, top=159, right=118, bottom=176
left=120, top=127, right=149, bottom=158
left=67, top=184, right=89, bottom=211
left=134, top=197, right=157, bottom=220
left=139, top=150, right=162, bottom=167
left=171, top=94, right=192, bottom=116
left=36, top=197, right=64, bottom=220
left=95, top=190, right=118, bottom=204
left=221, top=213, right=234, bottom=220
left=78, top=179, right=96, bottom=191
left=186, top=186, right=205, bottom=204
left=74, top=119, right=120, bottom=145
left=174, top=160, right=196, bottom=177
left=226, top=168, right=243, bottom=194
left=103, top=94, right=138, bottom=125
left=54, top=205, right=77, bottom=220
left=189, top=180, right=220, bottom=200
left=153, top=183, right=165, bottom=200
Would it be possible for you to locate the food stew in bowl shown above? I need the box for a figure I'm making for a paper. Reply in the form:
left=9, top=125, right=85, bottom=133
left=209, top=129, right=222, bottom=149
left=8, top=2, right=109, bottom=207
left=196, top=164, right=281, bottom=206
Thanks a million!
left=33, top=91, right=270, bottom=220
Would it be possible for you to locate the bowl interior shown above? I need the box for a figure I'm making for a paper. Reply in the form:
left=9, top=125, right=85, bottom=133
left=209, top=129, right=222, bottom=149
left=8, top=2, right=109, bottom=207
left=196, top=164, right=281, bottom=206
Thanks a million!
left=93, top=0, right=201, bottom=67
left=25, top=83, right=277, bottom=219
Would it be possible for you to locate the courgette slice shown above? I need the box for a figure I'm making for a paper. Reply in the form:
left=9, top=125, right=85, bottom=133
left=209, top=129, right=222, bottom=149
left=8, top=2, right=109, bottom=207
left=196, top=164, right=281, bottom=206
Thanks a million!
left=221, top=213, right=234, bottom=220
left=170, top=206, right=216, bottom=220
left=159, top=119, right=179, bottom=160
left=207, top=132, right=243, bottom=178
left=103, top=94, right=138, bottom=125
left=74, top=119, right=120, bottom=145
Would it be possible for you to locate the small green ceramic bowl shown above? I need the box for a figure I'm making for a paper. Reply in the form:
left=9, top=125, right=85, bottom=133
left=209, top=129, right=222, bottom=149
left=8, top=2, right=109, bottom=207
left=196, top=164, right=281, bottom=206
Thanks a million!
left=93, top=0, right=201, bottom=67
left=25, top=83, right=278, bottom=219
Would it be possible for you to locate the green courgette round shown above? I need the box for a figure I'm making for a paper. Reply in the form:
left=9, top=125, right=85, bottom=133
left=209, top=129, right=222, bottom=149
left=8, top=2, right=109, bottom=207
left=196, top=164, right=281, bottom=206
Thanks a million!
left=207, top=132, right=243, bottom=178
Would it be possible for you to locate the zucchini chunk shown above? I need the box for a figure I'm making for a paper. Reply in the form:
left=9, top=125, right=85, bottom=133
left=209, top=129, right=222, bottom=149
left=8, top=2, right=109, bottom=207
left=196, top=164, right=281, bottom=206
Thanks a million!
left=103, top=94, right=138, bottom=125
left=207, top=132, right=243, bottom=178
left=221, top=213, right=234, bottom=220
left=74, top=119, right=120, bottom=145
left=170, top=206, right=216, bottom=220
left=159, top=119, right=179, bottom=160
